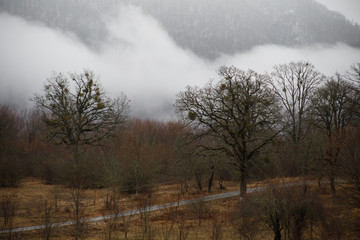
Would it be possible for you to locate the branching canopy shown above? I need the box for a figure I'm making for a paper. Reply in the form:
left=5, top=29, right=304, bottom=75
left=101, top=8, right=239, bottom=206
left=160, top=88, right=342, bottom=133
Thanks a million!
left=267, top=61, right=323, bottom=143
left=32, top=70, right=130, bottom=147
left=176, top=66, right=282, bottom=195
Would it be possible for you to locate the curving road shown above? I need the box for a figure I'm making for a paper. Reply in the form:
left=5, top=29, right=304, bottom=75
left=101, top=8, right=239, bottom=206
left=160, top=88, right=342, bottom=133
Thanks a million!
left=0, top=181, right=309, bottom=234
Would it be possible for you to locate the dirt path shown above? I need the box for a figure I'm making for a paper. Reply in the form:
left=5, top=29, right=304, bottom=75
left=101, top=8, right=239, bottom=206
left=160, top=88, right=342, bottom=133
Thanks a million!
left=0, top=181, right=308, bottom=234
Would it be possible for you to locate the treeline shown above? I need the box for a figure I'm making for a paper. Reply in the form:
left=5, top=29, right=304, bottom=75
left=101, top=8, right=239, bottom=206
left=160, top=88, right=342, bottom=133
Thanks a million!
left=0, top=61, right=359, bottom=203
left=0, top=107, right=227, bottom=193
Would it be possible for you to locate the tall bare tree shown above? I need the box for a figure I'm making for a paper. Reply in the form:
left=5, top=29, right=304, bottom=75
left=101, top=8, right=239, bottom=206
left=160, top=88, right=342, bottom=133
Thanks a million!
left=340, top=125, right=360, bottom=207
left=267, top=61, right=323, bottom=143
left=311, top=74, right=357, bottom=196
left=32, top=70, right=130, bottom=185
left=347, top=62, right=360, bottom=85
left=346, top=62, right=360, bottom=121
left=176, top=66, right=282, bottom=197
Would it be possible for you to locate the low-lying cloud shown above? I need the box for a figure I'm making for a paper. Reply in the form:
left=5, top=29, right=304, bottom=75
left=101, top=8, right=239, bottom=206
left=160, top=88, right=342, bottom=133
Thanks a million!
left=217, top=43, right=360, bottom=76
left=0, top=5, right=359, bottom=120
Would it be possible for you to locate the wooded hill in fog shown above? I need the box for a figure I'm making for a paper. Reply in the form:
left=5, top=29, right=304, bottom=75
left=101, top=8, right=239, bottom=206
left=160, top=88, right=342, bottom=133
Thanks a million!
left=1, top=0, right=359, bottom=59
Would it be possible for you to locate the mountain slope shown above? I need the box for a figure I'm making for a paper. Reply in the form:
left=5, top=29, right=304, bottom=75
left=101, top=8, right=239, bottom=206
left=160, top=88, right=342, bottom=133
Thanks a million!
left=1, top=0, right=359, bottom=59
left=131, top=0, right=360, bottom=58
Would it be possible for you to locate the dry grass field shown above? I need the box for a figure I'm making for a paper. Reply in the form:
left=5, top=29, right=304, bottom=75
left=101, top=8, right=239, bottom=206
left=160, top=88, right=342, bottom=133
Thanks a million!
left=1, top=177, right=359, bottom=239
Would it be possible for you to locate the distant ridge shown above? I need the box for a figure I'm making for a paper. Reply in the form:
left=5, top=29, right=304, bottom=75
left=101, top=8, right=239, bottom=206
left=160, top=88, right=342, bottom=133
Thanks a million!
left=1, top=0, right=359, bottom=59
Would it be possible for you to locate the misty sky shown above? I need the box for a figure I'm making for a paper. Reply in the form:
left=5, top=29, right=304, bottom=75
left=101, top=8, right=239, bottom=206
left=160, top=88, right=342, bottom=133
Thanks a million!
left=0, top=1, right=360, bottom=120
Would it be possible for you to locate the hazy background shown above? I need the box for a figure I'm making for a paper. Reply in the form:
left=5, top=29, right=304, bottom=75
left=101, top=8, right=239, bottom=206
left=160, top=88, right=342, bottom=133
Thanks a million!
left=0, top=0, right=359, bottom=120
left=315, top=0, right=360, bottom=24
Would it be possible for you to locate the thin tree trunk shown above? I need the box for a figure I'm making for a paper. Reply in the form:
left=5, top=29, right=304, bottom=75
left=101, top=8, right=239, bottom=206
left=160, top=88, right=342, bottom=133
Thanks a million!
left=240, top=170, right=247, bottom=197
left=106, top=187, right=109, bottom=208
left=330, top=176, right=336, bottom=197
left=208, top=164, right=214, bottom=193
left=274, top=230, right=282, bottom=240
left=196, top=175, right=202, bottom=192
left=219, top=178, right=225, bottom=190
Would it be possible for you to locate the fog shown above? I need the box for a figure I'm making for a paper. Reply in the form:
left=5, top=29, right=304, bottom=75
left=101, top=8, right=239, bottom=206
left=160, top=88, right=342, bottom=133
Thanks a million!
left=315, top=0, right=360, bottom=24
left=0, top=5, right=359, bottom=120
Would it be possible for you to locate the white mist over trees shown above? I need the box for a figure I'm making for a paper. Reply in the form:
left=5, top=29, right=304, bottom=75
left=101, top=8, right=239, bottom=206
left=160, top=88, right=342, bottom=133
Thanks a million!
left=1, top=0, right=359, bottom=59
left=1, top=0, right=360, bottom=119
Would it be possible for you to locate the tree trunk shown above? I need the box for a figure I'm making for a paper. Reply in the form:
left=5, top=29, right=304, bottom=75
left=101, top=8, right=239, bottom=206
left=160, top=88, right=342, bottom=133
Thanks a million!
left=208, top=164, right=214, bottom=193
left=330, top=176, right=336, bottom=197
left=219, top=178, right=225, bottom=190
left=240, top=170, right=247, bottom=197
left=196, top=175, right=202, bottom=192
left=273, top=218, right=282, bottom=240
left=274, top=230, right=282, bottom=240
left=106, top=188, right=109, bottom=209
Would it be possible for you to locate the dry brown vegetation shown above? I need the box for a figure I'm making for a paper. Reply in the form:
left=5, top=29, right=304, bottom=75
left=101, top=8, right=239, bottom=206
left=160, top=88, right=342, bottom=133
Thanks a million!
left=1, top=177, right=359, bottom=240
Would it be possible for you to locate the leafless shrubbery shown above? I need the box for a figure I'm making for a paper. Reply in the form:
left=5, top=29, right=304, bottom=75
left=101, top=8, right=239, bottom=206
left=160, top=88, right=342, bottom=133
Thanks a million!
left=0, top=195, right=19, bottom=240
left=102, top=192, right=135, bottom=240
left=231, top=196, right=260, bottom=240
left=319, top=205, right=346, bottom=240
left=0, top=196, right=17, bottom=227
left=176, top=217, right=190, bottom=240
left=185, top=200, right=209, bottom=227
left=339, top=126, right=360, bottom=208
left=158, top=204, right=179, bottom=240
left=136, top=194, right=155, bottom=240
left=37, top=200, right=55, bottom=240
left=69, top=186, right=88, bottom=240
left=209, top=210, right=225, bottom=240
left=231, top=184, right=326, bottom=240
left=102, top=200, right=120, bottom=240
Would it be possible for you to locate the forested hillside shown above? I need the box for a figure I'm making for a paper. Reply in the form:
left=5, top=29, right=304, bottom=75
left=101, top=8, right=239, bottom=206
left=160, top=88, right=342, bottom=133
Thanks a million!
left=1, top=0, right=359, bottom=58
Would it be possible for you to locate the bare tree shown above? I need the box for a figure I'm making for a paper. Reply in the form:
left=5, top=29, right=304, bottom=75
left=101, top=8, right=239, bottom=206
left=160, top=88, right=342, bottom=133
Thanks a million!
left=267, top=62, right=323, bottom=177
left=0, top=195, right=17, bottom=227
left=180, top=135, right=222, bottom=193
left=23, top=108, right=43, bottom=151
left=98, top=155, right=121, bottom=209
left=267, top=61, right=323, bottom=143
left=117, top=119, right=164, bottom=195
left=340, top=125, right=360, bottom=207
left=347, top=62, right=360, bottom=85
left=37, top=200, right=55, bottom=240
left=32, top=70, right=129, bottom=186
left=311, top=75, right=357, bottom=196
left=209, top=211, right=225, bottom=240
left=136, top=194, right=155, bottom=240
left=176, top=66, right=282, bottom=196
left=231, top=196, right=260, bottom=240
left=257, top=189, right=284, bottom=240
left=102, top=197, right=121, bottom=240
left=158, top=203, right=179, bottom=240
left=70, top=185, right=87, bottom=240
left=346, top=62, right=360, bottom=121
